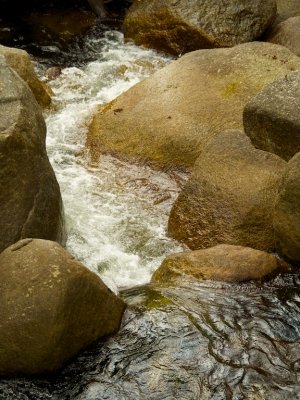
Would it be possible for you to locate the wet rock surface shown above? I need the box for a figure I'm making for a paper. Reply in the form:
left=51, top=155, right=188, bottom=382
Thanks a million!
left=168, top=130, right=286, bottom=251
left=244, top=70, right=300, bottom=161
left=1, top=276, right=300, bottom=399
left=0, top=57, right=65, bottom=252
left=124, top=0, right=277, bottom=55
left=88, top=42, right=300, bottom=170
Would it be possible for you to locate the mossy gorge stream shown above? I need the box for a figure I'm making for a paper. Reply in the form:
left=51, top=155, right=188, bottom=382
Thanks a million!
left=0, top=20, right=300, bottom=400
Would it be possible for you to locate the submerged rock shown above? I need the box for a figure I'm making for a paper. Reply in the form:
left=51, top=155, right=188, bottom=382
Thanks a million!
left=152, top=244, right=289, bottom=284
left=123, top=0, right=277, bottom=55
left=0, top=56, right=65, bottom=252
left=244, top=70, right=300, bottom=161
left=88, top=42, right=300, bottom=170
left=0, top=239, right=126, bottom=377
left=168, top=130, right=286, bottom=251
left=0, top=45, right=51, bottom=107
left=266, top=16, right=300, bottom=56
left=274, top=152, right=300, bottom=264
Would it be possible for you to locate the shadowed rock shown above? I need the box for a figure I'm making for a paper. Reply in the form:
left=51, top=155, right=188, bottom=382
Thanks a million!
left=168, top=130, right=286, bottom=251
left=244, top=70, right=300, bottom=161
left=0, top=56, right=65, bottom=252
left=0, top=239, right=126, bottom=377
left=274, top=152, right=300, bottom=264
left=124, top=0, right=277, bottom=55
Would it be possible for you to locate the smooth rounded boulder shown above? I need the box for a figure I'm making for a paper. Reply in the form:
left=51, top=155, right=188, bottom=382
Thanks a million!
left=0, top=239, right=126, bottom=376
left=274, top=152, right=300, bottom=264
left=266, top=16, right=300, bottom=56
left=123, top=0, right=277, bottom=55
left=244, top=70, right=300, bottom=161
left=152, top=245, right=289, bottom=284
left=88, top=42, right=300, bottom=170
left=0, top=56, right=65, bottom=253
left=168, top=130, right=286, bottom=251
left=276, top=0, right=300, bottom=22
left=0, top=45, right=51, bottom=107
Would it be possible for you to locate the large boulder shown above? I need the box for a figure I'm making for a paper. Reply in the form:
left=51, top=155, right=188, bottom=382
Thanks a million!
left=243, top=70, right=300, bottom=161
left=123, top=0, right=277, bottom=55
left=88, top=42, right=300, bottom=170
left=0, top=45, right=51, bottom=107
left=152, top=245, right=289, bottom=284
left=0, top=56, right=65, bottom=253
left=168, top=130, right=286, bottom=251
left=276, top=0, right=300, bottom=22
left=274, top=153, right=300, bottom=264
left=266, top=16, right=300, bottom=56
left=0, top=239, right=126, bottom=376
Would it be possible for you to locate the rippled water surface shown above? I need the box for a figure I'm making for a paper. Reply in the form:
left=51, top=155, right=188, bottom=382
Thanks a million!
left=0, top=23, right=300, bottom=400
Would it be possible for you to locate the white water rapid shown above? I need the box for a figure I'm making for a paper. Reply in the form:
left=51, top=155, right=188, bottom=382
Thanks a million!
left=44, top=30, right=186, bottom=293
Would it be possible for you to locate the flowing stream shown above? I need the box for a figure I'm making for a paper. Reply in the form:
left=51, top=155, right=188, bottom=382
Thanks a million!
left=0, top=23, right=300, bottom=400
left=43, top=29, right=185, bottom=292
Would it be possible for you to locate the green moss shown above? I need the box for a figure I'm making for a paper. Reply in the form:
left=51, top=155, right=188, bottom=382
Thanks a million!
left=144, top=290, right=173, bottom=309
left=223, top=82, right=238, bottom=97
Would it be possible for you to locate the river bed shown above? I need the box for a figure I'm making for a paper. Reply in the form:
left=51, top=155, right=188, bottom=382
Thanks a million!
left=0, top=21, right=300, bottom=400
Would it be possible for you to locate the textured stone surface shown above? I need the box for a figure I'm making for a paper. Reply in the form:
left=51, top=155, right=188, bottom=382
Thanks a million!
left=244, top=70, right=300, bottom=161
left=0, top=239, right=126, bottom=376
left=266, top=16, right=300, bottom=56
left=274, top=152, right=300, bottom=264
left=88, top=42, right=300, bottom=170
left=0, top=45, right=51, bottom=107
left=124, top=0, right=277, bottom=55
left=0, top=56, right=64, bottom=252
left=168, top=130, right=286, bottom=251
left=276, top=0, right=300, bottom=22
left=152, top=245, right=288, bottom=284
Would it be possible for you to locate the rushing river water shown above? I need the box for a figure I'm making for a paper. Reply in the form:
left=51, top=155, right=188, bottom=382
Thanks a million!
left=0, top=21, right=300, bottom=400
left=43, top=29, right=185, bottom=291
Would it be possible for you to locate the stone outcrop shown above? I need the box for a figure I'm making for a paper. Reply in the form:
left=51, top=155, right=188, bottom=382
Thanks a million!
left=0, top=56, right=65, bottom=253
left=88, top=42, right=300, bottom=170
left=274, top=152, right=300, bottom=264
left=0, top=239, right=126, bottom=376
left=123, top=0, right=277, bottom=55
left=266, top=16, right=300, bottom=56
left=244, top=71, right=300, bottom=161
left=276, top=0, right=300, bottom=22
left=152, top=245, right=289, bottom=284
left=168, top=130, right=286, bottom=251
left=0, top=45, right=51, bottom=107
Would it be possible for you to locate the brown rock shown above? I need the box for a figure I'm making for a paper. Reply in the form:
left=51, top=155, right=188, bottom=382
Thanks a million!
left=0, top=56, right=65, bottom=253
left=243, top=70, right=300, bottom=161
left=168, top=130, right=286, bottom=251
left=88, top=42, right=300, bottom=170
left=274, top=152, right=300, bottom=264
left=124, top=0, right=277, bottom=55
left=152, top=245, right=288, bottom=284
left=0, top=45, right=51, bottom=107
left=266, top=16, right=300, bottom=56
left=276, top=0, right=300, bottom=22
left=0, top=239, right=126, bottom=376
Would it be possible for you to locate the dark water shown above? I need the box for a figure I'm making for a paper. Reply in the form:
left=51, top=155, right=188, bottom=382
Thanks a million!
left=1, top=275, right=300, bottom=399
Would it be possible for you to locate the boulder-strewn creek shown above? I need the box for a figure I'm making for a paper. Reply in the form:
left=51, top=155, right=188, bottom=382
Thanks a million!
left=1, top=2, right=300, bottom=399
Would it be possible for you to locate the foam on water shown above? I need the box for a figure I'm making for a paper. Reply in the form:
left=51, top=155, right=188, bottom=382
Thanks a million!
left=45, top=30, right=186, bottom=292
